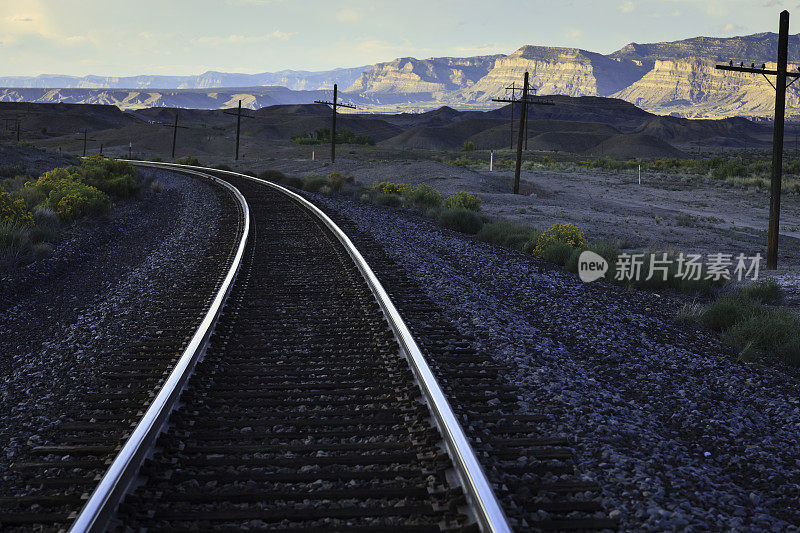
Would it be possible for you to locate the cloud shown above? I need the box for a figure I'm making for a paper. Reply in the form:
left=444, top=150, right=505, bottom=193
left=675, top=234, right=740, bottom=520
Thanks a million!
left=336, top=8, right=362, bottom=23
left=565, top=27, right=582, bottom=39
left=763, top=0, right=782, bottom=6
left=191, top=31, right=292, bottom=46
left=722, top=23, right=745, bottom=33
left=618, top=1, right=635, bottom=13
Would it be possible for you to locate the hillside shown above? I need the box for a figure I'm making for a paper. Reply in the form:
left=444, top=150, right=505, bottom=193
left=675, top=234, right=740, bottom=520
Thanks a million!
left=4, top=32, right=799, bottom=119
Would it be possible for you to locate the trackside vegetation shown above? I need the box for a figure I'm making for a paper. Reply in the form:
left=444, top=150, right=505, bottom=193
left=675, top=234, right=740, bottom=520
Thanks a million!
left=0, top=156, right=141, bottom=264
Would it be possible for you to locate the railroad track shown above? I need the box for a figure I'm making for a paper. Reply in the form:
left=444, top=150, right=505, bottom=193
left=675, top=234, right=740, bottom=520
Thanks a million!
left=1, top=163, right=617, bottom=532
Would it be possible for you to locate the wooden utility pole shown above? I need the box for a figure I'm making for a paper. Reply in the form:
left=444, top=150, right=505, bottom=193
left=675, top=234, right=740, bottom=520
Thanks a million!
left=715, top=10, right=797, bottom=269
left=81, top=129, right=97, bottom=157
left=492, top=72, right=554, bottom=194
left=314, top=83, right=356, bottom=163
left=223, top=99, right=255, bottom=160
left=160, top=110, right=189, bottom=159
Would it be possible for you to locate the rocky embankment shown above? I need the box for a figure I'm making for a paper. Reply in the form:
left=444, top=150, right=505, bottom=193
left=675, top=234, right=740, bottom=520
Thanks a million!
left=311, top=192, right=800, bottom=532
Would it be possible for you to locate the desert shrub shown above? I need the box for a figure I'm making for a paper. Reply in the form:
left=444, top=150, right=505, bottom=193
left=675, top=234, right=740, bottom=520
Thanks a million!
left=149, top=156, right=164, bottom=162
left=279, top=176, right=304, bottom=189
left=0, top=223, right=31, bottom=253
left=700, top=295, right=756, bottom=332
left=533, top=223, right=587, bottom=256
left=46, top=182, right=110, bottom=222
left=32, top=206, right=59, bottom=228
left=425, top=207, right=440, bottom=218
left=443, top=191, right=482, bottom=211
left=29, top=223, right=57, bottom=243
left=0, top=192, right=33, bottom=226
left=176, top=156, right=200, bottom=166
left=78, top=157, right=139, bottom=197
left=258, top=169, right=286, bottom=182
left=710, top=160, right=748, bottom=180
left=35, top=168, right=80, bottom=196
left=303, top=176, right=329, bottom=193
left=785, top=159, right=800, bottom=175
left=477, top=220, right=536, bottom=250
left=372, top=181, right=412, bottom=196
left=327, top=172, right=347, bottom=191
left=461, top=140, right=476, bottom=152
left=739, top=279, right=783, bottom=304
left=32, top=242, right=53, bottom=258
left=541, top=241, right=574, bottom=266
left=565, top=248, right=583, bottom=273
left=150, top=180, right=163, bottom=193
left=407, top=184, right=441, bottom=209
left=724, top=308, right=800, bottom=364
left=214, top=164, right=233, bottom=171
left=0, top=162, right=24, bottom=179
left=19, top=185, right=44, bottom=208
left=437, top=208, right=484, bottom=234
left=374, top=193, right=403, bottom=207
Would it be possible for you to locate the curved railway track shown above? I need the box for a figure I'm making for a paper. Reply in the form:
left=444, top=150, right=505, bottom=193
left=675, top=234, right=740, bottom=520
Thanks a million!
left=1, top=163, right=618, bottom=532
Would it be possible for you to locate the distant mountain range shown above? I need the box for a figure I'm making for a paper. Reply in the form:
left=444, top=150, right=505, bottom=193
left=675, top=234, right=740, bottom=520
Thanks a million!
left=2, top=33, right=800, bottom=119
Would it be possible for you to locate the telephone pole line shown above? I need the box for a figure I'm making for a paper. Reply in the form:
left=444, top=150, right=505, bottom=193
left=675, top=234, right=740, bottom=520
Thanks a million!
left=314, top=83, right=356, bottom=163
left=715, top=9, right=797, bottom=269
left=223, top=99, right=255, bottom=160
left=492, top=72, right=554, bottom=194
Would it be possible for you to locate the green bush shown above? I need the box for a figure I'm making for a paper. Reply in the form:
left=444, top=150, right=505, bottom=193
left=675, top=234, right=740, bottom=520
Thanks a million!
left=78, top=157, right=140, bottom=197
left=19, top=185, right=44, bottom=208
left=477, top=220, right=536, bottom=250
left=176, top=156, right=200, bottom=166
left=739, top=279, right=783, bottom=304
left=258, top=169, right=286, bottom=182
left=279, top=176, right=304, bottom=189
left=533, top=223, right=587, bottom=255
left=0, top=192, right=33, bottom=226
left=437, top=208, right=484, bottom=234
left=327, top=172, right=348, bottom=191
left=724, top=308, right=800, bottom=363
left=700, top=295, right=756, bottom=332
left=408, top=184, right=441, bottom=208
left=443, top=191, right=482, bottom=211
left=565, top=248, right=583, bottom=273
left=374, top=193, right=403, bottom=207
left=303, top=176, right=329, bottom=193
left=0, top=223, right=31, bottom=253
left=461, top=140, right=476, bottom=152
left=46, top=182, right=110, bottom=222
left=29, top=223, right=57, bottom=243
left=541, top=241, right=574, bottom=266
left=35, top=168, right=80, bottom=196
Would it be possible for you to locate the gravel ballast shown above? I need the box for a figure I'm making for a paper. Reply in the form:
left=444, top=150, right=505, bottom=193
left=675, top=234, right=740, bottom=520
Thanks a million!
left=0, top=168, right=229, bottom=488
left=311, top=192, right=800, bottom=532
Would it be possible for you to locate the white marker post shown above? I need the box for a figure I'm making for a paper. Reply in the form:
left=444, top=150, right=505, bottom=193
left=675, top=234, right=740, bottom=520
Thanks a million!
left=312, top=146, right=315, bottom=161
left=490, top=150, right=493, bottom=172
left=638, top=164, right=641, bottom=185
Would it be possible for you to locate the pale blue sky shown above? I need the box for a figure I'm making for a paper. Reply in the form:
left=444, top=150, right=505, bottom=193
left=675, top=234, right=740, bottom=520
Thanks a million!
left=1, top=0, right=798, bottom=76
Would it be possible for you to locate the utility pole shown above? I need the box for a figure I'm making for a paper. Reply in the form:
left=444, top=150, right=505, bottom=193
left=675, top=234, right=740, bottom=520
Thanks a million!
left=223, top=100, right=254, bottom=160
left=492, top=72, right=554, bottom=194
left=80, top=129, right=97, bottom=157
left=160, top=110, right=189, bottom=159
left=715, top=9, right=797, bottom=269
left=314, top=83, right=356, bottom=163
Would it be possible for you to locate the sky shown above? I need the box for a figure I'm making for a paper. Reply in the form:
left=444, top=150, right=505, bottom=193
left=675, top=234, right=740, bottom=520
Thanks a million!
left=1, top=0, right=799, bottom=77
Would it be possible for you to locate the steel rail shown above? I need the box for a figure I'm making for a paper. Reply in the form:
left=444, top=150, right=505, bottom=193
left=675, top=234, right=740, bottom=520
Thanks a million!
left=68, top=165, right=250, bottom=533
left=149, top=162, right=512, bottom=533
